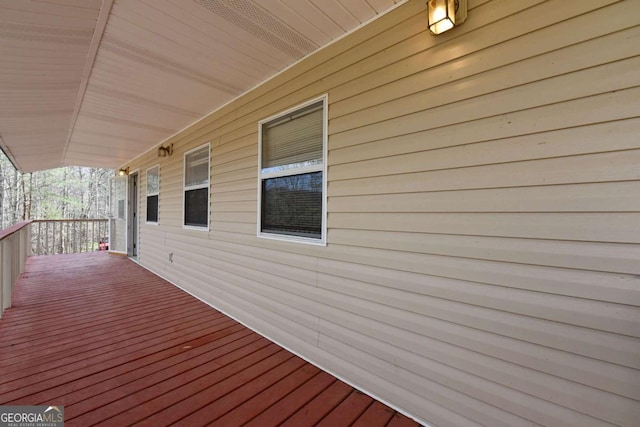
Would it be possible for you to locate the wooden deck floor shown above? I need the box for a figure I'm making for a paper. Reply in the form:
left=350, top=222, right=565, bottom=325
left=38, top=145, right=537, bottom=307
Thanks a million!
left=0, top=252, right=419, bottom=427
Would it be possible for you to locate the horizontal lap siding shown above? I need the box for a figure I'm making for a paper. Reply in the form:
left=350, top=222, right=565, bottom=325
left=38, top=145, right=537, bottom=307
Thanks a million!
left=128, top=0, right=640, bottom=425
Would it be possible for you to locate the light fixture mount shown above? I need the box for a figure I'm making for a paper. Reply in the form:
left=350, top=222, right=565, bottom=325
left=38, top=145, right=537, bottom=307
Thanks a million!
left=157, top=143, right=174, bottom=157
left=427, top=0, right=467, bottom=35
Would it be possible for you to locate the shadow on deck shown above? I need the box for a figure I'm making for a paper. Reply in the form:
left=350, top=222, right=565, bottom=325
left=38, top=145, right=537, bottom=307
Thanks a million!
left=0, top=252, right=419, bottom=426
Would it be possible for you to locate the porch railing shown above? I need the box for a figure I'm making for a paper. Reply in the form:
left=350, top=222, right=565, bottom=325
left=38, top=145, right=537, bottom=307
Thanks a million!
left=0, top=221, right=31, bottom=317
left=0, top=219, right=108, bottom=317
left=31, top=219, right=109, bottom=256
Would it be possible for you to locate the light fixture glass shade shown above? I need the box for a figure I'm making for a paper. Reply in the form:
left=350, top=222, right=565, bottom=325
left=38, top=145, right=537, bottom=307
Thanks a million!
left=428, top=0, right=456, bottom=35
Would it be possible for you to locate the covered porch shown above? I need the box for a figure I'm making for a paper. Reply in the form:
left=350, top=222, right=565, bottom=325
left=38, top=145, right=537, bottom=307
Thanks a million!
left=0, top=251, right=417, bottom=426
left=2, top=1, right=639, bottom=425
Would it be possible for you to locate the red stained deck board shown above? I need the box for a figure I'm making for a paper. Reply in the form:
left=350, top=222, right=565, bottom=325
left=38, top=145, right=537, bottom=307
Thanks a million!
left=174, top=356, right=309, bottom=426
left=212, top=364, right=321, bottom=426
left=244, top=371, right=337, bottom=426
left=96, top=342, right=279, bottom=426
left=132, top=348, right=293, bottom=427
left=0, top=303, right=223, bottom=362
left=1, top=289, right=183, bottom=329
left=0, top=289, right=199, bottom=342
left=18, top=326, right=253, bottom=407
left=352, top=401, right=397, bottom=427
left=1, top=312, right=230, bottom=378
left=388, top=412, right=423, bottom=427
left=281, top=380, right=355, bottom=426
left=4, top=276, right=189, bottom=319
left=0, top=298, right=205, bottom=354
left=317, top=390, right=375, bottom=427
left=70, top=341, right=280, bottom=424
left=0, top=316, right=236, bottom=402
left=0, top=252, right=420, bottom=427
left=0, top=306, right=222, bottom=375
left=0, top=314, right=221, bottom=380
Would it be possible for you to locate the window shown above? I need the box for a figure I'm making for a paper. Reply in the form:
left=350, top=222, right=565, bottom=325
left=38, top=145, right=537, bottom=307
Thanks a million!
left=184, top=144, right=210, bottom=228
left=258, top=96, right=327, bottom=244
left=117, top=200, right=125, bottom=219
left=146, top=165, right=159, bottom=223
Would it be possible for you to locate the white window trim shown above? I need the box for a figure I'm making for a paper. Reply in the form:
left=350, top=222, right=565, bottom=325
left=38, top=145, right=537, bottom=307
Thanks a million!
left=257, top=94, right=328, bottom=246
left=146, top=164, right=160, bottom=225
left=183, top=143, right=211, bottom=231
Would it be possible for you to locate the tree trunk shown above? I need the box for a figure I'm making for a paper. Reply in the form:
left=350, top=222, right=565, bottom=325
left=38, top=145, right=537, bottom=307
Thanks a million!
left=21, top=172, right=33, bottom=220
left=0, top=160, right=4, bottom=229
left=11, top=169, right=18, bottom=224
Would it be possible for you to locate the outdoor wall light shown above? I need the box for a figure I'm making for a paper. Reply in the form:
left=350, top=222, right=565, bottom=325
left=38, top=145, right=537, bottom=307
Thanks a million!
left=427, top=0, right=467, bottom=35
left=157, top=143, right=173, bottom=157
left=118, top=167, right=129, bottom=176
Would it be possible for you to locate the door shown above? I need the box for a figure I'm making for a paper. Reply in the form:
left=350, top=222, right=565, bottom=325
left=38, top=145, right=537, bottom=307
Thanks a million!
left=108, top=175, right=127, bottom=254
left=127, top=172, right=138, bottom=258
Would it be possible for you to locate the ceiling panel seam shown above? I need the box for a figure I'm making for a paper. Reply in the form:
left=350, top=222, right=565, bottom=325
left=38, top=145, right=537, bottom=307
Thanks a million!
left=60, top=0, right=114, bottom=168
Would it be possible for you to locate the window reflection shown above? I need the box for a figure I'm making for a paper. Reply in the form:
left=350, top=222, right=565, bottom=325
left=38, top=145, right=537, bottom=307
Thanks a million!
left=261, top=172, right=322, bottom=238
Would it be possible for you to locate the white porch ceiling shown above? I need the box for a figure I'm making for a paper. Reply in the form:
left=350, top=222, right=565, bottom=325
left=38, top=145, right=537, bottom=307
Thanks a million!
left=0, top=0, right=402, bottom=173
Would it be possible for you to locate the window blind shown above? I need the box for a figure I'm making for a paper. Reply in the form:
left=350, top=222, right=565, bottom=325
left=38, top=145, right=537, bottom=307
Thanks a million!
left=262, top=103, right=323, bottom=169
left=185, top=147, right=209, bottom=187
left=147, top=166, right=159, bottom=195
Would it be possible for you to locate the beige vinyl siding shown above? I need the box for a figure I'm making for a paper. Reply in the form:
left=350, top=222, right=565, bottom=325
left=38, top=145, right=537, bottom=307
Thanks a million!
left=126, top=0, right=640, bottom=425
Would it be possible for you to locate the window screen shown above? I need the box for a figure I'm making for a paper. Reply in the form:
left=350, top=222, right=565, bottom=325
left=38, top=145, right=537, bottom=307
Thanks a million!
left=259, top=99, right=325, bottom=242
left=146, top=195, right=158, bottom=223
left=184, top=188, right=208, bottom=227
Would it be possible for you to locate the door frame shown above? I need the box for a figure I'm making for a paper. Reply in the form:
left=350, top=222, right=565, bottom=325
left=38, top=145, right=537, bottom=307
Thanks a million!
left=127, top=170, right=139, bottom=259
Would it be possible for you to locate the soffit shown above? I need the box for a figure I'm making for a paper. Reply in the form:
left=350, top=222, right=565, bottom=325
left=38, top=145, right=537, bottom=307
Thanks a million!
left=0, top=0, right=402, bottom=172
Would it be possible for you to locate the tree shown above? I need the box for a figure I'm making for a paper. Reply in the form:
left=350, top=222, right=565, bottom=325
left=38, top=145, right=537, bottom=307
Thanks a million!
left=0, top=150, right=113, bottom=228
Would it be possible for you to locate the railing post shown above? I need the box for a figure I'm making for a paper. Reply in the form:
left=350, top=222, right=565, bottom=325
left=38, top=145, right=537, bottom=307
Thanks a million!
left=0, top=240, right=5, bottom=313
left=11, top=234, right=18, bottom=294
left=59, top=222, right=63, bottom=254
left=22, top=224, right=30, bottom=268
left=2, top=232, right=13, bottom=313
left=28, top=219, right=108, bottom=256
left=36, top=222, right=40, bottom=255
left=0, top=221, right=32, bottom=317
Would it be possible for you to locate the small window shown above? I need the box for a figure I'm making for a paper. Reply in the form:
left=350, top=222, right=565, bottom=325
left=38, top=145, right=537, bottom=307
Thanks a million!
left=258, top=96, right=327, bottom=244
left=118, top=200, right=125, bottom=219
left=146, top=165, right=159, bottom=223
left=184, top=145, right=210, bottom=228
